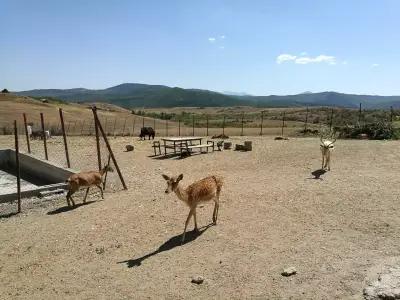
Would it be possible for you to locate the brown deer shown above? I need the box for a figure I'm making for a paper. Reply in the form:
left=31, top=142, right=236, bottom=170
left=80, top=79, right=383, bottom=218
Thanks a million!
left=162, top=174, right=223, bottom=243
left=66, top=164, right=113, bottom=207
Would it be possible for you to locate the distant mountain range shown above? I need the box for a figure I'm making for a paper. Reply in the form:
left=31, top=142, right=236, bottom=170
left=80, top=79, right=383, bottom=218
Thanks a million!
left=15, top=83, right=400, bottom=109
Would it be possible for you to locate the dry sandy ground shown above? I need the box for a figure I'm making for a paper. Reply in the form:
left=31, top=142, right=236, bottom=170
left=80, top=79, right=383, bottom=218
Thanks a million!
left=1, top=136, right=400, bottom=299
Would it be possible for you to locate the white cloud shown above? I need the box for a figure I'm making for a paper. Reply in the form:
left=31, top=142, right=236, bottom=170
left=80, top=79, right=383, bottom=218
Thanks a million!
left=371, top=63, right=379, bottom=67
left=208, top=37, right=216, bottom=42
left=276, top=54, right=297, bottom=64
left=277, top=53, right=337, bottom=65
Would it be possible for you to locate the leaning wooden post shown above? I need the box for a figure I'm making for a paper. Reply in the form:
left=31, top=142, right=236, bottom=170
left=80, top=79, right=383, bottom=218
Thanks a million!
left=59, top=108, right=71, bottom=168
left=14, top=120, right=21, bottom=213
left=281, top=111, right=286, bottom=137
left=304, top=107, right=309, bottom=134
left=102, top=154, right=111, bottom=190
left=222, top=115, right=225, bottom=135
left=192, top=115, right=195, bottom=136
left=40, top=113, right=48, bottom=160
left=241, top=113, right=244, bottom=136
left=260, top=111, right=264, bottom=136
left=23, top=113, right=31, bottom=153
left=93, top=107, right=102, bottom=171
left=92, top=107, right=127, bottom=190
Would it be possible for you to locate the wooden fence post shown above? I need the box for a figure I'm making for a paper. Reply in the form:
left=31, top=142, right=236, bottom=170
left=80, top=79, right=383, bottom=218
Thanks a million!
left=206, top=115, right=209, bottom=136
left=122, top=118, right=127, bottom=136
left=23, top=113, right=31, bottom=153
left=304, top=107, right=309, bottom=134
left=192, top=115, right=195, bottom=136
left=241, top=113, right=244, bottom=136
left=93, top=108, right=102, bottom=171
left=390, top=106, right=394, bottom=122
left=113, top=118, right=117, bottom=136
left=40, top=113, right=48, bottom=160
left=92, top=107, right=127, bottom=190
left=59, top=108, right=71, bottom=168
left=260, top=111, right=264, bottom=136
left=14, top=120, right=21, bottom=213
left=329, top=108, right=334, bottom=132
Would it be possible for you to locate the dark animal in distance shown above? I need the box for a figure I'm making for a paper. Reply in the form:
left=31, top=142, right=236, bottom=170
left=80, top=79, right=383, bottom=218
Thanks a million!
left=139, top=127, right=155, bottom=140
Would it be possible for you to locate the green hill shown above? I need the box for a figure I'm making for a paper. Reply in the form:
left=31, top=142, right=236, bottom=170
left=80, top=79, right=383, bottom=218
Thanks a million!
left=15, top=83, right=400, bottom=109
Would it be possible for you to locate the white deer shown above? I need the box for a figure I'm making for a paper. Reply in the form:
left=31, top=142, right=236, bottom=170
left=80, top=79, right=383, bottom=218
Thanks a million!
left=320, top=136, right=336, bottom=171
left=162, top=174, right=223, bottom=243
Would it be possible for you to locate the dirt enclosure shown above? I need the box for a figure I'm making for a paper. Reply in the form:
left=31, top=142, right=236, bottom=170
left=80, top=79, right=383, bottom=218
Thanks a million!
left=1, top=136, right=400, bottom=299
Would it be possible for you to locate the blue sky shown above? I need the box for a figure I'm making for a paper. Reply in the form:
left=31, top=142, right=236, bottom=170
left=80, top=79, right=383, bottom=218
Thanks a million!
left=1, top=0, right=399, bottom=95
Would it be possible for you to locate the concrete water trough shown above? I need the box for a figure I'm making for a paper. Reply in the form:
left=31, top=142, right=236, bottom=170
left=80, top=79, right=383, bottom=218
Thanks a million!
left=0, top=149, right=76, bottom=203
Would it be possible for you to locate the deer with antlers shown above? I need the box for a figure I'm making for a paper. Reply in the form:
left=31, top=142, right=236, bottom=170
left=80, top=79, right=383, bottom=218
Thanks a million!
left=320, top=135, right=337, bottom=171
left=162, top=174, right=223, bottom=243
left=65, top=164, right=113, bottom=207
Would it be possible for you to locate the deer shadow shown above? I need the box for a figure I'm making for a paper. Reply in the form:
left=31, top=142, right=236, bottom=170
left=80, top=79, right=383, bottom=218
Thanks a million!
left=118, top=223, right=214, bottom=268
left=47, top=201, right=96, bottom=215
left=308, top=168, right=327, bottom=180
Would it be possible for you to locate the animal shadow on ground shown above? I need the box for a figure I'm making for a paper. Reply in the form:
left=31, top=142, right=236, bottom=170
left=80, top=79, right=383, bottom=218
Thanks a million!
left=0, top=211, right=20, bottom=219
left=309, top=168, right=327, bottom=180
left=47, top=201, right=96, bottom=215
left=118, top=223, right=214, bottom=268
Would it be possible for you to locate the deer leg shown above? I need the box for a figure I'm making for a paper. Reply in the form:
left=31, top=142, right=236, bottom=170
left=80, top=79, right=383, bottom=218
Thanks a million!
left=327, top=152, right=331, bottom=171
left=67, top=190, right=76, bottom=207
left=193, top=207, right=199, bottom=232
left=96, top=184, right=104, bottom=199
left=83, top=187, right=90, bottom=203
left=66, top=191, right=72, bottom=207
left=182, top=208, right=195, bottom=243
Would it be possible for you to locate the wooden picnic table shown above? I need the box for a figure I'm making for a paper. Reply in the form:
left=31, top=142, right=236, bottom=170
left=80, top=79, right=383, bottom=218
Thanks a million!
left=161, top=137, right=203, bottom=156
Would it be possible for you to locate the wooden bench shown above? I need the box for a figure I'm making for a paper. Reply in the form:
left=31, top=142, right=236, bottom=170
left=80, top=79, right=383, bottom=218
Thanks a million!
left=181, top=141, right=214, bottom=156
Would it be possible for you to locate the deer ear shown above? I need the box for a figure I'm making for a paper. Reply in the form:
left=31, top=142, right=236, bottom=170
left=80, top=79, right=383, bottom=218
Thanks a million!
left=162, top=174, right=170, bottom=180
left=177, top=174, right=183, bottom=181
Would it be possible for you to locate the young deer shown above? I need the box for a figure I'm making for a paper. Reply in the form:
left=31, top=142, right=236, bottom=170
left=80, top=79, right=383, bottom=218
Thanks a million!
left=162, top=174, right=223, bottom=243
left=65, top=164, right=113, bottom=207
left=320, top=136, right=336, bottom=171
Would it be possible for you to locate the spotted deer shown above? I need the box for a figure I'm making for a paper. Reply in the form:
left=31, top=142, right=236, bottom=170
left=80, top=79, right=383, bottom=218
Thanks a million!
left=162, top=174, right=224, bottom=243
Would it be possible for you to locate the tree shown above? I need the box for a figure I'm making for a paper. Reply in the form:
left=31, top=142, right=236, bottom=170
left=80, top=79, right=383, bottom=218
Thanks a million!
left=1, top=88, right=9, bottom=93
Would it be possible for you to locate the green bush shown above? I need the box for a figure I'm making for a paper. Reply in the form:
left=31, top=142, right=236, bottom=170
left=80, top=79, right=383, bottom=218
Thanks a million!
left=337, top=122, right=400, bottom=140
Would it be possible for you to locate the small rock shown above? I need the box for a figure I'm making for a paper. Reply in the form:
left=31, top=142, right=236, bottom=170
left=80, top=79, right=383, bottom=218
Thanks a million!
left=125, top=145, right=134, bottom=152
left=95, top=247, right=105, bottom=254
left=191, top=276, right=204, bottom=284
left=281, top=267, right=297, bottom=277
